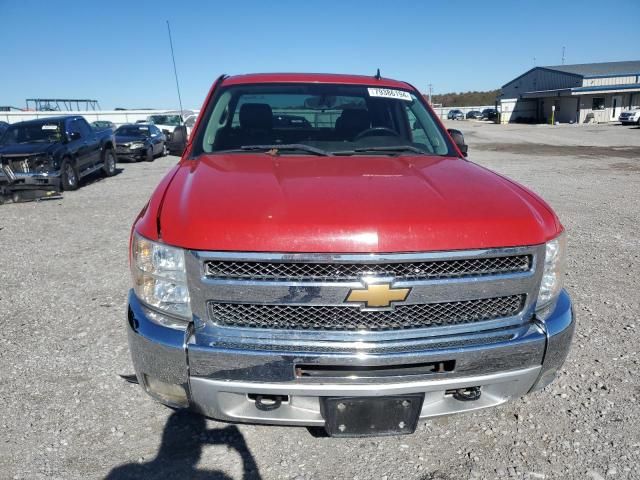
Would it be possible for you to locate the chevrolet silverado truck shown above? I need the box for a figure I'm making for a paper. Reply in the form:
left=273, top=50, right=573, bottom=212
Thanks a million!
left=0, top=116, right=116, bottom=201
left=127, top=73, right=574, bottom=437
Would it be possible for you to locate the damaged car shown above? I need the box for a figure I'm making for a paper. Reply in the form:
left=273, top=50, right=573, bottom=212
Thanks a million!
left=0, top=116, right=116, bottom=202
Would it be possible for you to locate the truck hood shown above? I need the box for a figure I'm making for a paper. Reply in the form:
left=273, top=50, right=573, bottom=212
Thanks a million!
left=154, top=154, right=560, bottom=252
left=0, top=143, right=59, bottom=156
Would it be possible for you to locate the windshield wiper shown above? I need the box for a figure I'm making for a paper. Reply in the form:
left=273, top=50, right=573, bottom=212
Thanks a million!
left=232, top=144, right=329, bottom=156
left=333, top=145, right=428, bottom=156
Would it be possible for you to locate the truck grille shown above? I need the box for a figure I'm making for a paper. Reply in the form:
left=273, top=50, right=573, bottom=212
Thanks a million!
left=204, top=255, right=532, bottom=282
left=207, top=295, right=525, bottom=331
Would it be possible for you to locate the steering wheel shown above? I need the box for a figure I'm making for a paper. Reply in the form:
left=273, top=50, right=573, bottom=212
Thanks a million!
left=354, top=127, right=399, bottom=140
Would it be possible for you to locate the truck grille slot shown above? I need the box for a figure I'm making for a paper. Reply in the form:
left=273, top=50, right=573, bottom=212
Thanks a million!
left=295, top=360, right=455, bottom=378
left=204, top=255, right=532, bottom=282
left=207, top=295, right=525, bottom=331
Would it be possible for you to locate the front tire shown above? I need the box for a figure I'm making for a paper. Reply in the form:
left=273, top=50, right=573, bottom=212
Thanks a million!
left=61, top=159, right=79, bottom=191
left=146, top=146, right=154, bottom=162
left=103, top=148, right=116, bottom=177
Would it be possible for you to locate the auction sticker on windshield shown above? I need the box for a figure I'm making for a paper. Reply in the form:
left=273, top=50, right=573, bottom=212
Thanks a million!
left=367, top=88, right=412, bottom=101
left=42, top=125, right=59, bottom=130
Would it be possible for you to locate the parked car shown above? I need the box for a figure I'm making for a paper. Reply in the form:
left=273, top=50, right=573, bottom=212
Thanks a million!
left=146, top=111, right=193, bottom=154
left=0, top=116, right=116, bottom=200
left=114, top=124, right=166, bottom=162
left=91, top=120, right=116, bottom=131
left=126, top=72, right=574, bottom=438
left=619, top=108, right=640, bottom=125
left=447, top=109, right=464, bottom=120
left=482, top=108, right=499, bottom=121
left=466, top=110, right=483, bottom=119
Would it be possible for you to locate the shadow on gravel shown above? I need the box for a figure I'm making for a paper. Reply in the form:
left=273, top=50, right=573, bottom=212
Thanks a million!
left=105, top=410, right=261, bottom=480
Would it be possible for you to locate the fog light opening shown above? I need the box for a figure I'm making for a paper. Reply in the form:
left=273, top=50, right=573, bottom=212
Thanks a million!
left=143, top=374, right=189, bottom=408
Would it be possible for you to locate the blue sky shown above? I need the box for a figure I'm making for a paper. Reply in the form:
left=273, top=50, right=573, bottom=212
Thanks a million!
left=2, top=0, right=639, bottom=110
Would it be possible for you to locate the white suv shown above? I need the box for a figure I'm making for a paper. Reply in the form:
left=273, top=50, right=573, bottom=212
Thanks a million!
left=619, top=108, right=640, bottom=125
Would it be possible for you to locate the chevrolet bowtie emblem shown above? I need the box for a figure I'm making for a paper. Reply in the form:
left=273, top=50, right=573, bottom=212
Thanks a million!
left=346, top=283, right=411, bottom=308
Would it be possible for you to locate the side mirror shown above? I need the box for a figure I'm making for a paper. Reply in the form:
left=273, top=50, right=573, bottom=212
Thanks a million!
left=447, top=128, right=468, bottom=156
left=68, top=131, right=81, bottom=141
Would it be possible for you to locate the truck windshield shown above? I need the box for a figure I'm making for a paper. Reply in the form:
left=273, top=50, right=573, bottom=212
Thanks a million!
left=194, top=84, right=453, bottom=156
left=148, top=115, right=181, bottom=126
left=0, top=121, right=64, bottom=145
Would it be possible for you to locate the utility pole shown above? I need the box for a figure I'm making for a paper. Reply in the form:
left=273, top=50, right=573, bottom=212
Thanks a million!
left=562, top=46, right=565, bottom=65
left=428, top=84, right=433, bottom=104
left=166, top=20, right=184, bottom=115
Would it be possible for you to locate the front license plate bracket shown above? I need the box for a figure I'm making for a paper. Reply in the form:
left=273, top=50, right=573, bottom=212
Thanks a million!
left=321, top=394, right=424, bottom=437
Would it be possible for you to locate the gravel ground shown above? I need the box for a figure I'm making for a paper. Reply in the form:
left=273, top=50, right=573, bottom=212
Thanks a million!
left=1, top=122, right=639, bottom=479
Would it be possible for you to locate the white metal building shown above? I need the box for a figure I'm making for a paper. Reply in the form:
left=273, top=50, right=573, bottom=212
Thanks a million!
left=499, top=61, right=640, bottom=124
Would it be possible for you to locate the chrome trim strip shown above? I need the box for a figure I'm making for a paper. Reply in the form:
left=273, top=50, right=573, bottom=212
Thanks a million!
left=192, top=246, right=537, bottom=263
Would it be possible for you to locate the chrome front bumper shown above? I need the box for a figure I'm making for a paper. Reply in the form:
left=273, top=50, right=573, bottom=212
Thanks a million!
left=126, top=290, right=574, bottom=426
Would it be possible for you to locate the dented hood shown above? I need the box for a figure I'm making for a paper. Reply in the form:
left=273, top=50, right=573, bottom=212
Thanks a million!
left=152, top=154, right=560, bottom=253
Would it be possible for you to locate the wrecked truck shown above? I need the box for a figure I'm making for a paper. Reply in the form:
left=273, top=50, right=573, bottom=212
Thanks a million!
left=0, top=116, right=116, bottom=202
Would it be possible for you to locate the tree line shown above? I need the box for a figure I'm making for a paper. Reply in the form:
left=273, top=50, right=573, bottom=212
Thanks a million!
left=426, top=89, right=500, bottom=107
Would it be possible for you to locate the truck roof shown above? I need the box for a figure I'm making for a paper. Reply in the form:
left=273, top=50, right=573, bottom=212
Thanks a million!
left=221, top=73, right=412, bottom=89
left=8, top=115, right=82, bottom=126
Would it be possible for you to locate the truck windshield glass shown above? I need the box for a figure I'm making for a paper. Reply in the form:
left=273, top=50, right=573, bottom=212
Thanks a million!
left=0, top=122, right=64, bottom=145
left=194, top=84, right=453, bottom=156
left=148, top=115, right=181, bottom=126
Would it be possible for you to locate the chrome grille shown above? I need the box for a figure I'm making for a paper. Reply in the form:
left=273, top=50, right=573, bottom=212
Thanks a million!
left=208, top=295, right=525, bottom=331
left=204, top=255, right=532, bottom=281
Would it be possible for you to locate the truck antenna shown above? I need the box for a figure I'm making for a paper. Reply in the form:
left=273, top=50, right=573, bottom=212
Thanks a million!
left=166, top=20, right=184, bottom=116
left=375, top=68, right=381, bottom=80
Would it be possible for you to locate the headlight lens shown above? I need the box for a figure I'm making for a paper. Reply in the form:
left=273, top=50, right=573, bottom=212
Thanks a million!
left=536, top=231, right=567, bottom=320
left=131, top=233, right=191, bottom=319
left=130, top=142, right=145, bottom=149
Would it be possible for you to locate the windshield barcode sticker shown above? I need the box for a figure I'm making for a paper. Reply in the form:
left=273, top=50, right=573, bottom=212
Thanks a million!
left=367, top=88, right=412, bottom=101
left=42, top=125, right=59, bottom=130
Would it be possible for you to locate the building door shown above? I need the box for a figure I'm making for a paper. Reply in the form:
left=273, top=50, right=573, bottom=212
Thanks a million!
left=611, top=95, right=623, bottom=120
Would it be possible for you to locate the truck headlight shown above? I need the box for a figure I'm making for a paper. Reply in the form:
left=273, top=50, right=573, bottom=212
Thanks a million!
left=130, top=142, right=145, bottom=149
left=536, top=231, right=567, bottom=320
left=130, top=233, right=191, bottom=320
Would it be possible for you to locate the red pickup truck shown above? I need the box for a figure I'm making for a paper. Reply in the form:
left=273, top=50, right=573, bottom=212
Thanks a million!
left=127, top=73, right=574, bottom=437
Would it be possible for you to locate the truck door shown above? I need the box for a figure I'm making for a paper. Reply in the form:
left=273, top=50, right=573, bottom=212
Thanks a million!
left=77, top=118, right=101, bottom=167
left=66, top=118, right=96, bottom=173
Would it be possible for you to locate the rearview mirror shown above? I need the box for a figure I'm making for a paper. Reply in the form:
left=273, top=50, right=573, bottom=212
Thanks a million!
left=303, top=95, right=337, bottom=110
left=447, top=128, right=468, bottom=156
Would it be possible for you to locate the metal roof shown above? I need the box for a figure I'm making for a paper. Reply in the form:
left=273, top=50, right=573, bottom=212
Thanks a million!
left=543, top=61, right=640, bottom=77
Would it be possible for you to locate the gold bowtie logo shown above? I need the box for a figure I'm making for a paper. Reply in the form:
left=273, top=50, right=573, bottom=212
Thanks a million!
left=346, top=283, right=411, bottom=308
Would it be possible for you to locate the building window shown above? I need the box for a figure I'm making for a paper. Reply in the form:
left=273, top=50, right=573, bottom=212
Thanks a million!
left=592, top=98, right=605, bottom=110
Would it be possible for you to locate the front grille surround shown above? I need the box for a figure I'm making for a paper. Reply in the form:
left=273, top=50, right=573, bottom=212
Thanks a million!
left=187, top=246, right=544, bottom=342
left=208, top=295, right=526, bottom=331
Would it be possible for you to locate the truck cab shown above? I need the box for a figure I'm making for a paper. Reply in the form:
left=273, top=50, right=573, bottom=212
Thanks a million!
left=126, top=73, right=574, bottom=437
